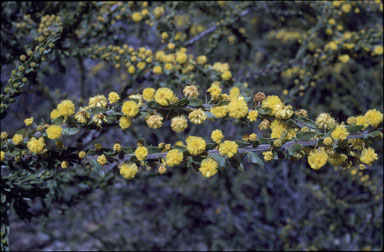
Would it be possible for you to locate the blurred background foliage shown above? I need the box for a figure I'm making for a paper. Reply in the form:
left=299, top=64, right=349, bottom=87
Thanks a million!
left=1, top=1, right=383, bottom=251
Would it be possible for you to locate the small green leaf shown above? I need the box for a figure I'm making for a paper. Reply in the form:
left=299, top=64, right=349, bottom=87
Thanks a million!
left=208, top=153, right=226, bottom=167
left=188, top=97, right=203, bottom=107
left=287, top=144, right=303, bottom=156
left=62, top=127, right=79, bottom=136
left=258, top=107, right=271, bottom=115
left=364, top=130, right=382, bottom=139
left=52, top=116, right=64, bottom=125
left=296, top=131, right=316, bottom=141
left=296, top=116, right=317, bottom=129
left=122, top=147, right=135, bottom=154
left=147, top=146, right=161, bottom=154
left=247, top=152, right=264, bottom=168
left=147, top=101, right=159, bottom=109
left=87, top=107, right=105, bottom=114
left=176, top=98, right=189, bottom=107
left=346, top=125, right=364, bottom=133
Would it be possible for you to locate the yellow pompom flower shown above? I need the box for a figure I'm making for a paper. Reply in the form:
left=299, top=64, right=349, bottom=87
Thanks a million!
left=229, top=87, right=240, bottom=99
left=131, top=12, right=143, bottom=22
left=207, top=81, right=222, bottom=100
left=247, top=110, right=258, bottom=122
left=183, top=85, right=199, bottom=98
left=331, top=125, right=349, bottom=141
left=75, top=107, right=90, bottom=123
left=211, top=129, right=224, bottom=143
left=328, top=153, right=347, bottom=167
left=263, top=151, right=273, bottom=161
left=270, top=120, right=296, bottom=140
left=166, top=149, right=184, bottom=167
left=12, top=134, right=24, bottom=145
left=316, top=113, right=337, bottom=130
left=338, top=54, right=350, bottom=63
left=119, top=116, right=132, bottom=129
left=171, top=116, right=188, bottom=132
left=57, top=100, right=75, bottom=117
left=364, top=109, right=383, bottom=127
left=61, top=161, right=69, bottom=169
left=323, top=137, right=333, bottom=146
left=46, top=125, right=62, bottom=140
left=97, top=154, right=107, bottom=165
left=0, top=132, right=8, bottom=139
left=199, top=158, right=219, bottom=178
left=373, top=45, right=383, bottom=55
left=142, top=88, right=156, bottom=101
left=228, top=99, right=248, bottom=119
left=153, top=6, right=164, bottom=18
left=146, top=114, right=163, bottom=129
left=219, top=140, right=238, bottom=158
left=355, top=115, right=369, bottom=129
left=122, top=101, right=139, bottom=117
left=307, top=149, right=328, bottom=170
left=88, top=95, right=107, bottom=108
left=24, top=117, right=34, bottom=126
left=50, top=109, right=60, bottom=120
left=189, top=109, right=207, bottom=124
left=27, top=137, right=45, bottom=154
left=135, top=146, right=148, bottom=161
left=108, top=92, right=120, bottom=104
left=210, top=105, right=228, bottom=118
left=154, top=87, right=176, bottom=106
left=176, top=52, right=187, bottom=64
left=153, top=65, right=163, bottom=74
left=120, top=162, right=139, bottom=179
left=78, top=151, right=87, bottom=159
left=262, top=95, right=284, bottom=116
left=0, top=151, right=4, bottom=162
left=360, top=147, right=378, bottom=166
left=221, top=70, right=232, bottom=80
left=196, top=55, right=207, bottom=64
left=249, top=133, right=257, bottom=141
left=186, top=136, right=206, bottom=155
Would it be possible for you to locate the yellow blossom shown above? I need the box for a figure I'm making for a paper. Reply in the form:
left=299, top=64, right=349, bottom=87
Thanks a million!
left=108, top=92, right=120, bottom=104
left=75, top=107, right=90, bottom=123
left=131, top=12, right=143, bottom=22
left=154, top=87, right=177, bottom=106
left=219, top=140, right=238, bottom=158
left=88, top=95, right=107, bottom=108
left=171, top=116, right=188, bottom=132
left=263, top=151, right=273, bottom=161
left=211, top=129, right=224, bottom=144
left=364, top=109, right=383, bottom=127
left=355, top=115, right=369, bottom=129
left=183, top=85, right=199, bottom=98
left=316, top=113, right=337, bottom=130
left=119, top=116, right=132, bottom=129
left=0, top=151, right=4, bottom=162
left=50, top=109, right=60, bottom=120
left=207, top=81, right=222, bottom=100
left=186, top=136, right=206, bottom=155
left=270, top=120, right=296, bottom=140
left=331, top=125, right=349, bottom=141
left=249, top=133, right=257, bottom=141
left=24, top=117, right=34, bottom=126
left=338, top=54, right=350, bottom=63
left=146, top=114, right=163, bottom=129
left=0, top=132, right=8, bottom=139
left=122, top=101, right=139, bottom=117
left=221, top=70, right=232, bottom=80
left=228, top=98, right=248, bottom=119
left=142, top=88, right=156, bottom=101
left=176, top=52, right=187, bottom=64
left=307, top=149, right=328, bottom=170
left=78, top=151, right=86, bottom=159
left=166, top=149, right=184, bottom=167
left=12, top=134, right=24, bottom=145
left=27, top=137, right=45, bottom=154
left=360, top=147, right=378, bottom=166
left=199, top=158, right=218, bottom=178
left=247, top=110, right=258, bottom=122
left=153, top=6, right=164, bottom=18
left=210, top=105, right=228, bottom=118
left=262, top=95, right=284, bottom=116
left=196, top=55, right=207, bottom=64
left=189, top=109, right=207, bottom=124
left=153, top=65, right=163, bottom=74
left=61, top=161, right=69, bottom=169
left=120, top=162, right=139, bottom=179
left=323, top=137, right=333, bottom=146
left=135, top=146, right=148, bottom=161
left=46, top=125, right=62, bottom=140
left=57, top=100, right=75, bottom=117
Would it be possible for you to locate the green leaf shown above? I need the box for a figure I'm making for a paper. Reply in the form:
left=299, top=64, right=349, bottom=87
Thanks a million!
left=247, top=152, right=264, bottom=168
left=147, top=101, right=159, bottom=109
left=188, top=97, right=203, bottom=107
left=62, top=127, right=79, bottom=136
left=206, top=143, right=216, bottom=150
left=52, top=116, right=64, bottom=125
left=287, top=144, right=303, bottom=156
left=176, top=97, right=189, bottom=107
left=296, top=131, right=316, bottom=141
left=364, top=130, right=382, bottom=139
left=147, top=146, right=162, bottom=154
left=122, top=147, right=135, bottom=154
left=208, top=153, right=226, bottom=167
left=258, top=107, right=271, bottom=115
left=235, top=141, right=251, bottom=148
left=296, top=116, right=317, bottom=129
left=89, top=159, right=105, bottom=177
left=346, top=125, right=364, bottom=133
left=173, top=145, right=187, bottom=152
left=87, top=107, right=105, bottom=114
left=216, top=100, right=230, bottom=106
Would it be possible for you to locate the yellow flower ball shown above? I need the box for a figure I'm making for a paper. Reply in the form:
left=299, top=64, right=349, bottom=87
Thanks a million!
left=186, top=136, right=206, bottom=155
left=108, top=92, right=120, bottom=104
left=263, top=151, right=273, bottom=161
left=176, top=52, right=187, bottom=64
left=188, top=109, right=207, bottom=124
left=364, top=109, right=383, bottom=127
left=171, top=116, right=188, bottom=132
left=228, top=99, right=248, bottom=119
left=131, top=12, right=143, bottom=22
left=247, top=110, right=258, bottom=122
left=119, top=162, right=138, bottom=179
left=221, top=70, right=232, bottom=80
left=89, top=95, right=108, bottom=108
left=153, top=6, right=164, bottom=18
left=355, top=115, right=369, bottom=129
left=153, top=65, right=163, bottom=74
left=61, top=161, right=69, bottom=169
left=331, top=125, right=349, bottom=141
left=146, top=114, right=163, bottom=129
left=210, top=105, right=228, bottom=118
left=166, top=149, right=184, bottom=167
left=142, top=88, right=156, bottom=101
left=50, top=109, right=61, bottom=120
left=219, top=140, right=238, bottom=158
left=183, top=85, right=199, bottom=98
left=360, top=147, right=378, bottom=166
left=196, top=55, right=207, bottom=64
left=262, top=95, right=284, bottom=116
left=46, top=125, right=62, bottom=140
left=307, top=149, right=328, bottom=170
left=135, top=146, right=148, bottom=161
left=12, top=134, right=24, bottom=145
left=338, top=54, right=350, bottom=63
left=316, top=113, right=337, bottom=130
left=323, top=137, right=333, bottom=146
left=154, top=87, right=176, bottom=106
left=0, top=151, right=4, bottom=162
left=211, top=129, right=224, bottom=143
left=24, top=117, right=34, bottom=127
left=97, top=154, right=108, bottom=165
left=122, top=101, right=139, bottom=117
left=199, top=158, right=218, bottom=178
left=57, top=100, right=75, bottom=117
left=119, top=116, right=132, bottom=129
left=27, top=137, right=45, bottom=154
